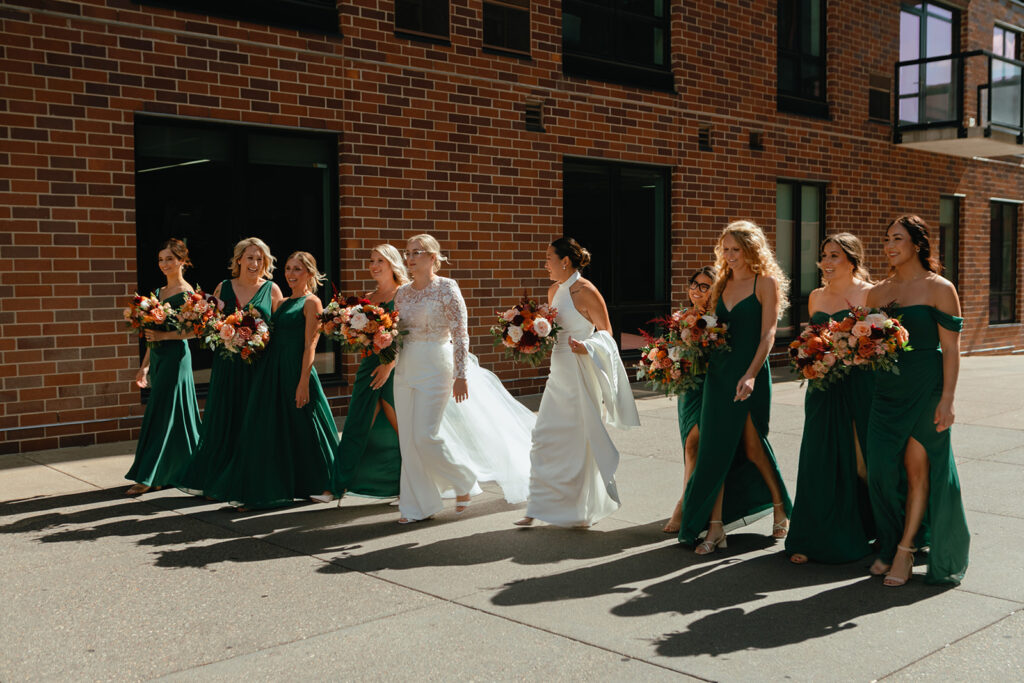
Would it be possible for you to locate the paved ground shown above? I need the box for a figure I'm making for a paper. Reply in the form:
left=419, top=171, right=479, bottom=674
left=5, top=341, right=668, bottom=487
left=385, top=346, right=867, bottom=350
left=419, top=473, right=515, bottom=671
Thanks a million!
left=2, top=355, right=1023, bottom=681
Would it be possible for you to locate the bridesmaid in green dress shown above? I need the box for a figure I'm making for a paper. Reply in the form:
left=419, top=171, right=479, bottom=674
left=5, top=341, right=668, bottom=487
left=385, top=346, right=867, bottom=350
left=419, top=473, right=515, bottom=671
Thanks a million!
left=176, top=237, right=283, bottom=495
left=866, top=215, right=968, bottom=586
left=663, top=266, right=717, bottom=534
left=125, top=238, right=202, bottom=496
left=206, top=251, right=338, bottom=510
left=314, top=245, right=408, bottom=504
left=786, top=233, right=875, bottom=564
left=678, top=221, right=793, bottom=554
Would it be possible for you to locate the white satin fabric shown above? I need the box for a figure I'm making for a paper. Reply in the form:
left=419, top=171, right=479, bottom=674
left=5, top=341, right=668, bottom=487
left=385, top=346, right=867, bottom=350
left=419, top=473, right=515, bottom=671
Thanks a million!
left=525, top=272, right=641, bottom=527
left=394, top=278, right=535, bottom=521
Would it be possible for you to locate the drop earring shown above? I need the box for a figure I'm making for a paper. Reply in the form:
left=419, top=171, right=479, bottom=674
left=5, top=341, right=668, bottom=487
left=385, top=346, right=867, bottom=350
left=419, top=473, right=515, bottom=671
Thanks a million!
left=562, top=264, right=566, bottom=271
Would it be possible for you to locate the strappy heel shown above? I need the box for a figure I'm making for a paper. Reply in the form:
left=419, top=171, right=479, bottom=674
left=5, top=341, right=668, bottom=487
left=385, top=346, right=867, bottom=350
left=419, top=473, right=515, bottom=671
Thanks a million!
left=883, top=545, right=916, bottom=587
left=772, top=502, right=789, bottom=539
left=695, top=521, right=727, bottom=555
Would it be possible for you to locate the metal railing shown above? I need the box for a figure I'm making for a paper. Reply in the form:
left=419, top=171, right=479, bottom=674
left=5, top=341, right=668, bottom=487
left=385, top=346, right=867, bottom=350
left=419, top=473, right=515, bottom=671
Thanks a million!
left=894, top=49, right=1024, bottom=144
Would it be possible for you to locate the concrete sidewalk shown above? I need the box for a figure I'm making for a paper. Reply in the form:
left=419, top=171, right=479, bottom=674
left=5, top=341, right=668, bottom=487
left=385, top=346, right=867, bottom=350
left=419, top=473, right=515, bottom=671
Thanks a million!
left=2, top=356, right=1023, bottom=681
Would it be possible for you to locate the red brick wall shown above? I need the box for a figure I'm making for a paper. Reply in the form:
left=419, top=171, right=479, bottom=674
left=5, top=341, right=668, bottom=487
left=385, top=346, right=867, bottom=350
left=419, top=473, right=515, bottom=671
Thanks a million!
left=1, top=0, right=1022, bottom=454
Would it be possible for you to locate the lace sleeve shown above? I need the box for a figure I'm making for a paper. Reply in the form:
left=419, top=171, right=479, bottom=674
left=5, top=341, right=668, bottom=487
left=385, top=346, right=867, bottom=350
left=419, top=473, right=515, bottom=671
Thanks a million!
left=441, top=279, right=469, bottom=379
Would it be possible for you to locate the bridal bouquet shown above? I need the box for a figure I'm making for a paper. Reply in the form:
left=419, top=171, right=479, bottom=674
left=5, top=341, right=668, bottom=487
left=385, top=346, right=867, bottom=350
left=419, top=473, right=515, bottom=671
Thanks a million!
left=173, top=289, right=222, bottom=337
left=490, top=294, right=560, bottom=367
left=206, top=305, right=270, bottom=363
left=123, top=293, right=174, bottom=347
left=319, top=296, right=402, bottom=363
left=788, top=321, right=843, bottom=391
left=832, top=306, right=911, bottom=374
left=636, top=307, right=729, bottom=395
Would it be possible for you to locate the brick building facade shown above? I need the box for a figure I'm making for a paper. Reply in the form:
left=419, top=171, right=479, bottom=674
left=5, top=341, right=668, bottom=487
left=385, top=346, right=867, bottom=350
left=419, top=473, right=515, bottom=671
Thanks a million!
left=2, top=0, right=1023, bottom=454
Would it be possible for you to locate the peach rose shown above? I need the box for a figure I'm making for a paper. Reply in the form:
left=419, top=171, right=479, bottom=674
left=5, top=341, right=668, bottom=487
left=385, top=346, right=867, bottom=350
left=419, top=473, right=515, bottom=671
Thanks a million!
left=851, top=321, right=872, bottom=338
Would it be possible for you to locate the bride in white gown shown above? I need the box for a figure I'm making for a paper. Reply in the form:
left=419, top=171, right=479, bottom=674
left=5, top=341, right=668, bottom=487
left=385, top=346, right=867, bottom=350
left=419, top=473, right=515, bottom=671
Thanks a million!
left=515, top=238, right=640, bottom=528
left=388, top=234, right=535, bottom=523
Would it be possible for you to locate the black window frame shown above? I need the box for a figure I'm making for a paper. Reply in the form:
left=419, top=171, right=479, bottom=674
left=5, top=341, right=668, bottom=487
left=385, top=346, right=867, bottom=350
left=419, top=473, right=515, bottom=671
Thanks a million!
left=483, top=0, right=531, bottom=57
left=994, top=24, right=1021, bottom=60
left=395, top=0, right=451, bottom=43
left=133, top=114, right=342, bottom=395
left=561, top=0, right=674, bottom=92
left=132, top=0, right=340, bottom=35
left=990, top=200, right=1020, bottom=325
left=777, top=0, right=829, bottom=118
left=897, top=1, right=961, bottom=126
left=938, top=194, right=961, bottom=290
left=775, top=179, right=827, bottom=339
left=562, top=157, right=672, bottom=355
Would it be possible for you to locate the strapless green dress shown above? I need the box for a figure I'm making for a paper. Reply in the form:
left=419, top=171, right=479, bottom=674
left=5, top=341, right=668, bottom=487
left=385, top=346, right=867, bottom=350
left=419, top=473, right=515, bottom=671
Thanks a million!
left=125, top=290, right=201, bottom=487
left=678, top=279, right=792, bottom=545
left=866, top=305, right=968, bottom=584
left=331, top=299, right=402, bottom=498
left=176, top=279, right=273, bottom=495
left=786, top=310, right=875, bottom=563
left=205, top=295, right=338, bottom=509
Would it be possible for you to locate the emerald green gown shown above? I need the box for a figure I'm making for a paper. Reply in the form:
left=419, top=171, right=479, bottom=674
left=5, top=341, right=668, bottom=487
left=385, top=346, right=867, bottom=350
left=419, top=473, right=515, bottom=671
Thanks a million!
left=867, top=305, right=968, bottom=584
left=331, top=300, right=402, bottom=498
left=785, top=310, right=875, bottom=563
left=176, top=279, right=274, bottom=495
left=678, top=278, right=792, bottom=546
left=205, top=295, right=339, bottom=509
left=125, top=290, right=201, bottom=487
left=677, top=383, right=703, bottom=450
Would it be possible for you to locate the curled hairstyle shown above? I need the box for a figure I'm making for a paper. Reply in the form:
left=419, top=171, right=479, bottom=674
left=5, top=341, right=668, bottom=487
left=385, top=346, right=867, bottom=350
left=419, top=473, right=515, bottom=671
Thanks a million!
left=159, top=238, right=192, bottom=271
left=372, top=243, right=410, bottom=286
left=887, top=215, right=942, bottom=274
left=820, top=232, right=871, bottom=283
left=710, top=220, right=791, bottom=320
left=551, top=237, right=592, bottom=270
left=408, top=233, right=449, bottom=273
left=229, top=237, right=276, bottom=279
left=287, top=251, right=326, bottom=294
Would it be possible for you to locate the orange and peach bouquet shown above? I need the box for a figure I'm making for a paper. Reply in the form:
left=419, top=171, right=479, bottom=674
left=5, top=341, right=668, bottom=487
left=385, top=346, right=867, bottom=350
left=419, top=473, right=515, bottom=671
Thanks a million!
left=174, top=289, right=222, bottom=337
left=319, top=296, right=402, bottom=363
left=790, top=306, right=911, bottom=390
left=490, top=294, right=560, bottom=367
left=636, top=307, right=730, bottom=396
left=205, top=305, right=270, bottom=364
left=123, top=293, right=174, bottom=347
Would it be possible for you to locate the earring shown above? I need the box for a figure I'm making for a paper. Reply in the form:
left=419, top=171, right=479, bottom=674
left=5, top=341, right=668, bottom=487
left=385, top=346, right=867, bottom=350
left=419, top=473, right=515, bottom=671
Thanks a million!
left=562, top=264, right=566, bottom=271
left=915, top=247, right=920, bottom=253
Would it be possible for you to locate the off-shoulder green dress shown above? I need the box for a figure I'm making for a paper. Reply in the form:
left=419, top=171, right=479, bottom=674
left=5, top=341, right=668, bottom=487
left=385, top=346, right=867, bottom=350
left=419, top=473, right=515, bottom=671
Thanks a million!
left=176, top=279, right=273, bottom=495
left=866, top=305, right=968, bottom=584
left=205, top=295, right=338, bottom=509
left=785, top=309, right=875, bottom=563
left=678, top=277, right=793, bottom=545
left=125, top=289, right=201, bottom=487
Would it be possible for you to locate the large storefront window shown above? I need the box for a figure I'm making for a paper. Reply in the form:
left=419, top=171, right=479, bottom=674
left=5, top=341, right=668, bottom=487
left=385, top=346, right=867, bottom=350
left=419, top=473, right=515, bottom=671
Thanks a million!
left=776, top=180, right=825, bottom=338
left=563, top=158, right=671, bottom=353
left=134, top=116, right=339, bottom=386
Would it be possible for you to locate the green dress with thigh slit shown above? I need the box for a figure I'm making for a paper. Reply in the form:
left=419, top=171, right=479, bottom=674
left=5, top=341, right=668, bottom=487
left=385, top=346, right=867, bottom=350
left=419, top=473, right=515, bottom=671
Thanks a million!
left=866, top=305, right=968, bottom=584
left=125, top=290, right=201, bottom=487
left=176, top=279, right=273, bottom=495
left=331, top=299, right=402, bottom=498
left=785, top=309, right=875, bottom=563
left=678, top=277, right=793, bottom=545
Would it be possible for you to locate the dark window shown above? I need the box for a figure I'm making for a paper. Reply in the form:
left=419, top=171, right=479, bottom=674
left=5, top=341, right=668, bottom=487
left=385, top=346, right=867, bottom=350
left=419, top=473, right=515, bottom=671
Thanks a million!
left=776, top=180, right=826, bottom=338
left=483, top=0, right=531, bottom=55
left=563, top=158, right=671, bottom=352
left=898, top=2, right=958, bottom=125
left=939, top=195, right=960, bottom=289
left=562, top=0, right=673, bottom=91
left=395, top=0, right=450, bottom=40
left=777, top=0, right=828, bottom=117
left=990, top=201, right=1019, bottom=324
left=134, top=116, right=340, bottom=387
left=133, top=0, right=339, bottom=34
left=869, top=73, right=891, bottom=122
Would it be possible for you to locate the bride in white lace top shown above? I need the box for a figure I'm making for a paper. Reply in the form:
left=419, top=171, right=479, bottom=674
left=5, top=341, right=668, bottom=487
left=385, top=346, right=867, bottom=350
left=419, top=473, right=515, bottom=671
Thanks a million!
left=388, top=234, right=535, bottom=523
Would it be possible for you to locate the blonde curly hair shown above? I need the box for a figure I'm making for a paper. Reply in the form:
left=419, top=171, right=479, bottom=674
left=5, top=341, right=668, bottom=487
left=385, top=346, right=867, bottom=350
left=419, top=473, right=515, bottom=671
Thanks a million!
left=709, top=220, right=790, bottom=320
left=229, top=237, right=275, bottom=279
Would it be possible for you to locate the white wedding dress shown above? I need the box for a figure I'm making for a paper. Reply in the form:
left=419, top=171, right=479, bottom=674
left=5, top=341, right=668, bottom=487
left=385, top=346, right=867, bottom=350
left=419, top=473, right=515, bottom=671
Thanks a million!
left=393, top=276, right=535, bottom=521
left=525, top=271, right=640, bottom=526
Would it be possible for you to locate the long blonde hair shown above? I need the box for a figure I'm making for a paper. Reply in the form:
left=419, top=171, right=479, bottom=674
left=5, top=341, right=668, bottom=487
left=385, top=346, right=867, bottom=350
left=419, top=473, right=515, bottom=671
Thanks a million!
left=710, top=220, right=791, bottom=320
left=372, top=244, right=410, bottom=285
left=286, top=251, right=326, bottom=294
left=408, top=233, right=449, bottom=273
left=229, top=237, right=275, bottom=278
